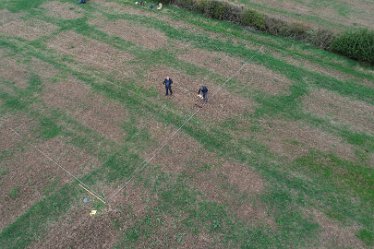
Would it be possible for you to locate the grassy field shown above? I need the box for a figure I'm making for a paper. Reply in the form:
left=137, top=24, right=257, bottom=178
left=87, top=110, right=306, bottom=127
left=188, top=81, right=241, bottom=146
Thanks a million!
left=228, top=0, right=374, bottom=31
left=0, top=0, right=374, bottom=248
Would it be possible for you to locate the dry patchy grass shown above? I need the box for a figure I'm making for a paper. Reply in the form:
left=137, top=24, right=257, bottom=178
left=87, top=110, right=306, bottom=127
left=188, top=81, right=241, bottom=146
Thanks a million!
left=256, top=118, right=355, bottom=161
left=303, top=89, right=374, bottom=135
left=42, top=77, right=127, bottom=142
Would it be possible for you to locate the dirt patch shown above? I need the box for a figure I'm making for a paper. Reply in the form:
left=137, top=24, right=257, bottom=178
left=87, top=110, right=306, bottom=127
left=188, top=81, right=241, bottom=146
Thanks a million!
left=221, top=162, right=264, bottom=194
left=256, top=118, right=355, bottom=161
left=303, top=89, right=374, bottom=135
left=41, top=1, right=84, bottom=19
left=0, top=9, right=22, bottom=25
left=236, top=203, right=276, bottom=228
left=89, top=16, right=168, bottom=50
left=28, top=205, right=123, bottom=249
left=145, top=67, right=255, bottom=121
left=142, top=118, right=219, bottom=174
left=47, top=31, right=134, bottom=76
left=0, top=19, right=57, bottom=40
left=0, top=114, right=34, bottom=152
left=135, top=215, right=220, bottom=249
left=0, top=137, right=99, bottom=230
left=193, top=162, right=264, bottom=202
left=91, top=1, right=157, bottom=17
left=42, top=77, right=127, bottom=142
left=29, top=58, right=59, bottom=82
left=305, top=209, right=364, bottom=249
left=178, top=48, right=291, bottom=95
left=192, top=162, right=274, bottom=227
left=0, top=58, right=29, bottom=88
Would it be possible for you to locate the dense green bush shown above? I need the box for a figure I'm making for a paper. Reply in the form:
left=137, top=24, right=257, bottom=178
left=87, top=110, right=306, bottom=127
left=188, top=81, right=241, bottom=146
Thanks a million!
left=171, top=0, right=373, bottom=64
left=331, top=29, right=374, bottom=64
left=240, top=9, right=266, bottom=31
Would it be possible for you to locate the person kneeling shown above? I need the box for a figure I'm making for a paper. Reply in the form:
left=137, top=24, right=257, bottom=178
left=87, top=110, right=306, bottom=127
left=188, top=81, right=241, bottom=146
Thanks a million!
left=198, top=85, right=208, bottom=103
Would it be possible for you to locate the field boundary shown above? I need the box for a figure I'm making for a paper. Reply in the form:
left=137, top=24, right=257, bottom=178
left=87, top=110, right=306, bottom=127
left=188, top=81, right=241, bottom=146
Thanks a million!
left=165, top=0, right=374, bottom=65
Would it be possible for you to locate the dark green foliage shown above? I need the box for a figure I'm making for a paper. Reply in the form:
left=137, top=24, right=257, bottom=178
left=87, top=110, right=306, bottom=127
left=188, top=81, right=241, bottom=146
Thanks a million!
left=331, top=29, right=374, bottom=64
left=172, top=0, right=373, bottom=64
left=9, top=187, right=21, bottom=200
left=3, top=0, right=47, bottom=12
left=39, top=117, right=61, bottom=139
left=357, top=229, right=374, bottom=246
left=241, top=9, right=266, bottom=30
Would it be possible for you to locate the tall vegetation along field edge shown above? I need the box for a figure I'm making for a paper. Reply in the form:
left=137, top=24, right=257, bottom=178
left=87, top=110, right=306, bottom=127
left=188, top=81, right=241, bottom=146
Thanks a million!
left=160, top=0, right=374, bottom=65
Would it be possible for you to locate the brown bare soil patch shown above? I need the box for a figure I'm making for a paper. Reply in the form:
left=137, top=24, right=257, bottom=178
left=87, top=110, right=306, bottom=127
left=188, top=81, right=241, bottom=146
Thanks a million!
left=0, top=58, right=29, bottom=88
left=135, top=215, right=220, bottom=249
left=303, top=89, right=374, bottom=135
left=0, top=114, right=34, bottom=152
left=305, top=209, right=364, bottom=249
left=178, top=48, right=291, bottom=95
left=236, top=203, right=276, bottom=228
left=0, top=19, right=57, bottom=40
left=0, top=138, right=99, bottom=229
left=91, top=1, right=157, bottom=17
left=145, top=67, right=255, bottom=121
left=47, top=31, right=134, bottom=75
left=94, top=180, right=157, bottom=218
left=193, top=162, right=274, bottom=227
left=29, top=58, right=59, bottom=82
left=142, top=118, right=219, bottom=174
left=29, top=206, right=123, bottom=249
left=256, top=118, right=355, bottom=161
left=221, top=162, right=264, bottom=194
left=0, top=9, right=22, bottom=25
left=42, top=77, right=127, bottom=142
left=89, top=16, right=167, bottom=50
left=193, top=162, right=264, bottom=202
left=41, top=1, right=84, bottom=19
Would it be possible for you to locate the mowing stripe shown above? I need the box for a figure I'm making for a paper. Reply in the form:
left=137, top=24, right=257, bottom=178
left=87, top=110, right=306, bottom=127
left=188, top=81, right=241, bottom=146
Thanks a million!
left=107, top=50, right=260, bottom=202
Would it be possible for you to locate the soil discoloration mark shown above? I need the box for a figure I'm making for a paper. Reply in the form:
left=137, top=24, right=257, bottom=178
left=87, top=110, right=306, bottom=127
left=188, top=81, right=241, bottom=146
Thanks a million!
left=42, top=1, right=84, bottom=19
left=221, top=162, right=264, bottom=194
left=145, top=67, right=255, bottom=121
left=47, top=31, right=134, bottom=75
left=178, top=48, right=291, bottom=95
left=42, top=78, right=127, bottom=142
left=0, top=19, right=57, bottom=40
left=135, top=215, right=220, bottom=249
left=142, top=119, right=218, bottom=174
left=0, top=9, right=22, bottom=25
left=303, top=89, right=374, bottom=135
left=89, top=16, right=168, bottom=50
left=0, top=58, right=29, bottom=88
left=0, top=138, right=99, bottom=229
left=256, top=118, right=355, bottom=161
left=193, top=162, right=273, bottom=227
left=28, top=206, right=123, bottom=249
left=305, top=209, right=364, bottom=249
left=0, top=114, right=34, bottom=152
left=29, top=58, right=59, bottom=82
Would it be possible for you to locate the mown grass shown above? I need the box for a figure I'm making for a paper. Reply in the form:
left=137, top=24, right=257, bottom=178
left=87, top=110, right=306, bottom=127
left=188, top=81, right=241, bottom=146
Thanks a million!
left=0, top=0, right=373, bottom=248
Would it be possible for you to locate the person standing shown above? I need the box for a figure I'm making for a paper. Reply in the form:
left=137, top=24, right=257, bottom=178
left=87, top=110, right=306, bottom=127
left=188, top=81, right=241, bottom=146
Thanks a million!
left=198, top=85, right=208, bottom=103
left=163, top=76, right=173, bottom=96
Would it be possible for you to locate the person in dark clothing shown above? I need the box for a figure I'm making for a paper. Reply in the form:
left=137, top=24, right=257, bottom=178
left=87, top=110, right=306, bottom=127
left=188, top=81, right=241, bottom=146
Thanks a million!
left=163, top=76, right=173, bottom=96
left=198, top=85, right=208, bottom=103
left=80, top=0, right=87, bottom=4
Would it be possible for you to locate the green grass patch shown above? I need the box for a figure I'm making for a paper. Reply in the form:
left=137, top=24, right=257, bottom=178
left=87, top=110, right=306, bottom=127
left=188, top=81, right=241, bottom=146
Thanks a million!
left=8, top=186, right=21, bottom=200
